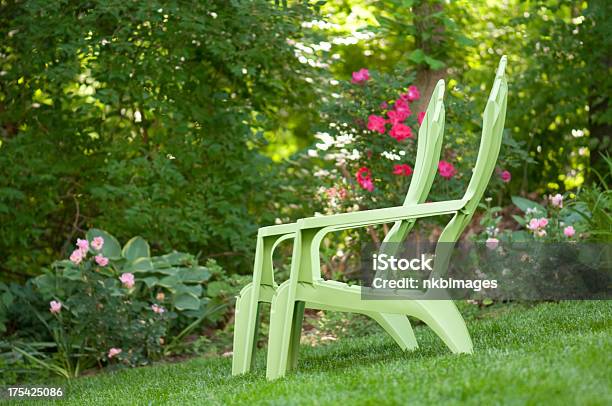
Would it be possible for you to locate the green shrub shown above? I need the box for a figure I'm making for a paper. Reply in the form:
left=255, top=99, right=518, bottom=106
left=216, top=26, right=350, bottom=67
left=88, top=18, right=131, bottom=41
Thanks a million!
left=0, top=230, right=238, bottom=382
left=0, top=0, right=323, bottom=277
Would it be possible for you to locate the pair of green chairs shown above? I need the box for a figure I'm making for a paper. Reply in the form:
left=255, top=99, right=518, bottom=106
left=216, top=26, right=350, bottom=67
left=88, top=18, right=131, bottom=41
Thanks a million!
left=232, top=56, right=508, bottom=380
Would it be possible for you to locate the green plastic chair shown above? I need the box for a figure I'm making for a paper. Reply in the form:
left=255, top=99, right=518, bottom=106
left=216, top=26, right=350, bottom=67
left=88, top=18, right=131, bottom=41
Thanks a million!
left=233, top=56, right=508, bottom=380
left=232, top=78, right=447, bottom=377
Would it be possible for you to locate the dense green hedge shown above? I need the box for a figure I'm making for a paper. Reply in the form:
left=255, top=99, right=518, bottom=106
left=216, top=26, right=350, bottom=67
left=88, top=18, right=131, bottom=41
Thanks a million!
left=0, top=1, right=322, bottom=276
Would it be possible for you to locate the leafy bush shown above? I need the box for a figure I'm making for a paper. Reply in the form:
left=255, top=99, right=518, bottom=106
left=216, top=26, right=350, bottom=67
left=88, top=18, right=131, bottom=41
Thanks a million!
left=0, top=0, right=324, bottom=277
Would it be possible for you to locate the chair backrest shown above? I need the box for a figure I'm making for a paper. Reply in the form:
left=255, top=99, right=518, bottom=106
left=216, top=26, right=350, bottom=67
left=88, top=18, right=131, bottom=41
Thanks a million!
left=461, top=56, right=508, bottom=214
left=403, top=79, right=446, bottom=206
left=382, top=80, right=445, bottom=246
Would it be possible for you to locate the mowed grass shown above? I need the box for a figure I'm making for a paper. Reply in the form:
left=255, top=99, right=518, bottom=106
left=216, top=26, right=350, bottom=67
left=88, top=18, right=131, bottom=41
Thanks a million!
left=18, top=301, right=612, bottom=405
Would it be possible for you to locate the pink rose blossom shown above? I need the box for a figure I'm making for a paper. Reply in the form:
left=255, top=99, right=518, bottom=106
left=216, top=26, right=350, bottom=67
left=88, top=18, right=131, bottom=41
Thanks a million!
left=367, top=115, right=386, bottom=134
left=387, top=109, right=408, bottom=125
left=351, top=68, right=370, bottom=84
left=76, top=238, right=89, bottom=253
left=527, top=218, right=540, bottom=231
left=438, top=161, right=457, bottom=179
left=389, top=123, right=413, bottom=141
left=360, top=178, right=374, bottom=192
left=108, top=348, right=122, bottom=359
left=485, top=238, right=499, bottom=250
left=151, top=304, right=166, bottom=314
left=394, top=99, right=412, bottom=116
left=393, top=164, right=413, bottom=177
left=550, top=194, right=563, bottom=208
left=563, top=226, right=576, bottom=238
left=91, top=236, right=104, bottom=251
left=69, top=249, right=84, bottom=265
left=528, top=217, right=549, bottom=235
left=500, top=170, right=511, bottom=183
left=49, top=300, right=62, bottom=314
left=406, top=85, right=420, bottom=102
left=119, top=272, right=135, bottom=289
left=95, top=255, right=109, bottom=267
left=417, top=111, right=426, bottom=126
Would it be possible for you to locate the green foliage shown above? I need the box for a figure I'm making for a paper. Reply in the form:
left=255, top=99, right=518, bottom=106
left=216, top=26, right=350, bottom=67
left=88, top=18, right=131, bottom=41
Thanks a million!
left=568, top=154, right=612, bottom=242
left=449, top=0, right=611, bottom=192
left=0, top=0, right=322, bottom=277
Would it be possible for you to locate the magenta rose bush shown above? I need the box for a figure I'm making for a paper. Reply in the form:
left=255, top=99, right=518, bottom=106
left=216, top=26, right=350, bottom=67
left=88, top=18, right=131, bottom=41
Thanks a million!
left=302, top=67, right=530, bottom=220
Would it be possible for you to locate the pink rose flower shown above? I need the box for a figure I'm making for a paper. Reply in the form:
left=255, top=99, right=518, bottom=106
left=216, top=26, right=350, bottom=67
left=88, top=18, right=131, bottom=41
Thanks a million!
left=119, top=272, right=135, bottom=289
left=406, top=85, right=420, bottom=102
left=95, top=255, right=109, bottom=267
left=49, top=300, right=62, bottom=314
left=76, top=238, right=89, bottom=253
left=151, top=304, right=166, bottom=314
left=438, top=160, right=457, bottom=179
left=500, top=170, right=511, bottom=183
left=393, top=164, right=413, bottom=176
left=394, top=99, right=412, bottom=116
left=485, top=238, right=499, bottom=250
left=351, top=68, right=370, bottom=84
left=108, top=348, right=122, bottom=359
left=417, top=111, right=426, bottom=126
left=360, top=178, right=374, bottom=192
left=91, top=236, right=104, bottom=251
left=387, top=109, right=408, bottom=125
left=69, top=249, right=84, bottom=265
left=538, top=218, right=549, bottom=228
left=563, top=226, right=576, bottom=238
left=550, top=193, right=563, bottom=208
left=367, top=115, right=386, bottom=134
left=389, top=123, right=413, bottom=141
left=527, top=218, right=540, bottom=230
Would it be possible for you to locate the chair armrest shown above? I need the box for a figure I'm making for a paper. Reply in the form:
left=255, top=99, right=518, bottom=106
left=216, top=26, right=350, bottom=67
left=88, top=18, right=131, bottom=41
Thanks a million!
left=298, top=199, right=467, bottom=229
left=258, top=222, right=299, bottom=237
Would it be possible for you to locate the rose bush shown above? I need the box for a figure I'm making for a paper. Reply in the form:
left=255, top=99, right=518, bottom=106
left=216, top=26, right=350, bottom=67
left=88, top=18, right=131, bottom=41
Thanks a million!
left=303, top=67, right=530, bottom=218
left=0, top=230, right=246, bottom=382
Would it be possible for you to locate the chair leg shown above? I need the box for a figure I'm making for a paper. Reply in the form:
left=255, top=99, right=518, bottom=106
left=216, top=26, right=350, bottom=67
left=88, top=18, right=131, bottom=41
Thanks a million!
left=411, top=300, right=473, bottom=353
left=364, top=312, right=419, bottom=351
left=287, top=301, right=305, bottom=372
left=232, top=283, right=261, bottom=375
left=266, top=282, right=295, bottom=380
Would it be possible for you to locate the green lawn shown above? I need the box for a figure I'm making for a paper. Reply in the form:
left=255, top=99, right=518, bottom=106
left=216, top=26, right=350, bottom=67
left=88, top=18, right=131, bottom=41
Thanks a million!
left=22, top=301, right=612, bottom=405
